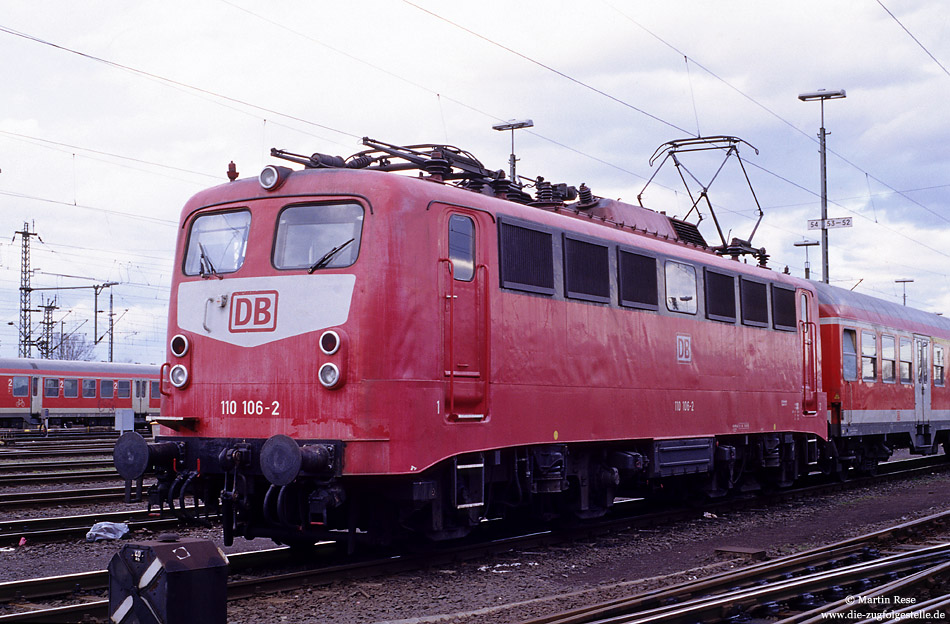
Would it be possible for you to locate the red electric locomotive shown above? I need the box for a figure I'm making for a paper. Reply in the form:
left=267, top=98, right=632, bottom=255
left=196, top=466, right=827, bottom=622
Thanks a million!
left=0, top=358, right=161, bottom=429
left=114, top=137, right=944, bottom=547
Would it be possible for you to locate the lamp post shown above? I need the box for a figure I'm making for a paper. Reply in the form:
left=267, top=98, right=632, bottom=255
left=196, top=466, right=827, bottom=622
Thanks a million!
left=492, top=119, right=533, bottom=182
left=798, top=89, right=846, bottom=284
left=793, top=238, right=820, bottom=280
left=895, top=278, right=914, bottom=306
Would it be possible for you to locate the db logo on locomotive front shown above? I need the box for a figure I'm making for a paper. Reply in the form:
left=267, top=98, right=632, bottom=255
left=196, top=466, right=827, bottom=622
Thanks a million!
left=229, top=290, right=278, bottom=333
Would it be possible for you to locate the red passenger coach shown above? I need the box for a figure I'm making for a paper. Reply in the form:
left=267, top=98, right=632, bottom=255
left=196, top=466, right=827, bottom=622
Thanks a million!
left=116, top=137, right=931, bottom=549
left=0, top=358, right=160, bottom=429
left=815, top=283, right=950, bottom=470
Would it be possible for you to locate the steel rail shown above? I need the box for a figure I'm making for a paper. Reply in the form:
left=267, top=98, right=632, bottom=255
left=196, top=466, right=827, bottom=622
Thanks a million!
left=0, top=459, right=113, bottom=474
left=0, top=486, right=127, bottom=511
left=0, top=447, right=114, bottom=460
left=0, top=469, right=119, bottom=486
left=788, top=559, right=950, bottom=624
left=519, top=508, right=950, bottom=624
left=1, top=509, right=948, bottom=624
left=0, top=508, right=194, bottom=545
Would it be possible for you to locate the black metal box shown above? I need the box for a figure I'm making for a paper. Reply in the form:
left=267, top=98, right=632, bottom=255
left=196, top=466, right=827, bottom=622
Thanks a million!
left=108, top=536, right=228, bottom=624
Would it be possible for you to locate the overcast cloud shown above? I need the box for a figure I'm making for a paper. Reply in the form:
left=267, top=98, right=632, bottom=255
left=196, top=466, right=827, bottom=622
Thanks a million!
left=0, top=0, right=948, bottom=363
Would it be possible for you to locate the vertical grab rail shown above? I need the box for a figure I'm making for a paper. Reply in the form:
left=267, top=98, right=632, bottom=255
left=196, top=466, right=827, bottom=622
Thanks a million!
left=800, top=320, right=819, bottom=413
left=439, top=258, right=456, bottom=416
left=476, top=262, right=490, bottom=416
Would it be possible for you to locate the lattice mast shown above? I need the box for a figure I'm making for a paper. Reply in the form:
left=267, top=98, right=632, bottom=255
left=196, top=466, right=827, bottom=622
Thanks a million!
left=14, top=222, right=39, bottom=358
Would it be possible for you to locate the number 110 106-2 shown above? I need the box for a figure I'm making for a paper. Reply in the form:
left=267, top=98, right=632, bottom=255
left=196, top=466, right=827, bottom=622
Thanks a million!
left=220, top=400, right=280, bottom=416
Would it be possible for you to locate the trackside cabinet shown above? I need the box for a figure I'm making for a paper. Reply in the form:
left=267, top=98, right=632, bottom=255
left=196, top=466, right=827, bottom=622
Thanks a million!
left=108, top=536, right=228, bottom=624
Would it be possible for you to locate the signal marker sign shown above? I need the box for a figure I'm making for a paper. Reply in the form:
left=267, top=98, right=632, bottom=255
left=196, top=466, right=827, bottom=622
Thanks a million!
left=807, top=217, right=852, bottom=230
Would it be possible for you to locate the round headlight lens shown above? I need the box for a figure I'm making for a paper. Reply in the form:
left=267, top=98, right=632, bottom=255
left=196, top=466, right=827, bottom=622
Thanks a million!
left=169, top=364, right=190, bottom=388
left=320, top=330, right=340, bottom=355
left=170, top=334, right=189, bottom=358
left=259, top=165, right=280, bottom=190
left=318, top=363, right=341, bottom=389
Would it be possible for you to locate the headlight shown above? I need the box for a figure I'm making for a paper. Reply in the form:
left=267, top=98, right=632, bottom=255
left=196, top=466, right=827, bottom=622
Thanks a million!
left=259, top=165, right=291, bottom=190
left=320, top=330, right=341, bottom=355
left=170, top=334, right=189, bottom=358
left=318, top=363, right=341, bottom=389
left=169, top=364, right=190, bottom=388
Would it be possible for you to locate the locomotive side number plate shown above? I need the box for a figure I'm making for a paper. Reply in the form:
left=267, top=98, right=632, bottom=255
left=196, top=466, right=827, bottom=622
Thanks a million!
left=221, top=400, right=281, bottom=416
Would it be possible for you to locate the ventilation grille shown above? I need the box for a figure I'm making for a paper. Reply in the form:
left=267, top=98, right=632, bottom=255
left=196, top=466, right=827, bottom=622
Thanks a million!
left=669, top=219, right=708, bottom=247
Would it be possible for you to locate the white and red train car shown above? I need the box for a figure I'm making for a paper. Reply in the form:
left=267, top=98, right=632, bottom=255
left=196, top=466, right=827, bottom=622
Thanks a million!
left=815, top=284, right=950, bottom=470
left=0, top=358, right=160, bottom=429
left=114, top=139, right=949, bottom=547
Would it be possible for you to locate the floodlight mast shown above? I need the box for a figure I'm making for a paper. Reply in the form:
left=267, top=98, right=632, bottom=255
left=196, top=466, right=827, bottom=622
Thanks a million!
left=492, top=119, right=533, bottom=182
left=798, top=89, right=846, bottom=284
left=793, top=238, right=820, bottom=280
left=895, top=278, right=914, bottom=306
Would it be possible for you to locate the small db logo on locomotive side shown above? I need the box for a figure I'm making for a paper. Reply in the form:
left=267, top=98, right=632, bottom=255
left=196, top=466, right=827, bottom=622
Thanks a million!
left=229, top=290, right=278, bottom=333
left=676, top=334, right=691, bottom=363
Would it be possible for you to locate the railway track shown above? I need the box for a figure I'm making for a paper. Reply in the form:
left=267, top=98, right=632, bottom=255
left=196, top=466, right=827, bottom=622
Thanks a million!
left=0, top=459, right=114, bottom=475
left=517, top=510, right=950, bottom=624
left=2, top=454, right=948, bottom=544
left=0, top=469, right=120, bottom=486
left=1, top=508, right=948, bottom=623
left=0, top=447, right=114, bottom=462
left=0, top=454, right=945, bottom=622
left=0, top=486, right=128, bottom=512
left=0, top=509, right=190, bottom=547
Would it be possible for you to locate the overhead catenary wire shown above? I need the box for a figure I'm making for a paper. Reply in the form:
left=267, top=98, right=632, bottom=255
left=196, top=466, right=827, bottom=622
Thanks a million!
left=0, top=3, right=948, bottom=333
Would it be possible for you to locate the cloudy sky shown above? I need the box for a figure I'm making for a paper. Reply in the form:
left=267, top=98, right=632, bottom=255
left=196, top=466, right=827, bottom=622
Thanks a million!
left=1, top=1, right=948, bottom=364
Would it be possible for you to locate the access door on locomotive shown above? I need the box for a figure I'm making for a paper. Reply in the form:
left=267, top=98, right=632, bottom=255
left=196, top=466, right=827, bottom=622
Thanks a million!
left=438, top=205, right=490, bottom=421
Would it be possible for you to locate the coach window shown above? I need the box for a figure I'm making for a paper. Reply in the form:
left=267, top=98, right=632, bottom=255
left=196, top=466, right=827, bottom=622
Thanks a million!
left=704, top=269, right=736, bottom=323
left=564, top=235, right=610, bottom=303
left=63, top=378, right=79, bottom=399
left=842, top=329, right=858, bottom=381
left=935, top=345, right=946, bottom=387
left=618, top=250, right=658, bottom=310
left=665, top=261, right=697, bottom=314
left=273, top=203, right=364, bottom=271
left=881, top=335, right=896, bottom=383
left=150, top=381, right=161, bottom=399
left=447, top=215, right=475, bottom=281
left=183, top=210, right=251, bottom=276
left=44, top=377, right=59, bottom=398
left=11, top=376, right=29, bottom=397
left=740, top=278, right=769, bottom=327
left=498, top=219, right=555, bottom=295
left=117, top=380, right=131, bottom=399
left=861, top=331, right=878, bottom=382
left=101, top=380, right=114, bottom=399
left=899, top=338, right=913, bottom=383
left=82, top=379, right=97, bottom=398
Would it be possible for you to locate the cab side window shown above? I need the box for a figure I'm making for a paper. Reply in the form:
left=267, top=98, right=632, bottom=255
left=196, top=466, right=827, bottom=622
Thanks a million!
left=448, top=215, right=475, bottom=282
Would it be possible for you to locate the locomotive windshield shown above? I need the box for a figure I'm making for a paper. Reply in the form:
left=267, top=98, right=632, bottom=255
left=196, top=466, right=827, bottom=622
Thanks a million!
left=273, top=202, right=364, bottom=271
left=183, top=210, right=251, bottom=276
